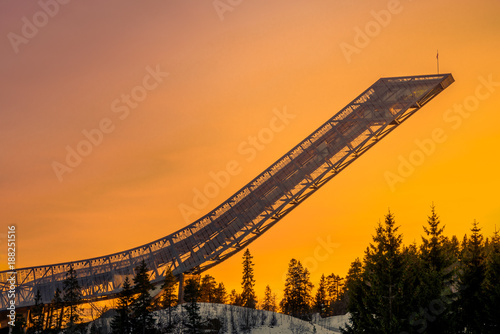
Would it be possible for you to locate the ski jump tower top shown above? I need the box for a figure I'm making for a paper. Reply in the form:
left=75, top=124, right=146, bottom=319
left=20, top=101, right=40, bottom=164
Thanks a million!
left=0, top=73, right=454, bottom=310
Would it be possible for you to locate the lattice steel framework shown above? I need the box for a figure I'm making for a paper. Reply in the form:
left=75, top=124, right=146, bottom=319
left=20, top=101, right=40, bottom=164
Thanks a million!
left=0, top=74, right=454, bottom=310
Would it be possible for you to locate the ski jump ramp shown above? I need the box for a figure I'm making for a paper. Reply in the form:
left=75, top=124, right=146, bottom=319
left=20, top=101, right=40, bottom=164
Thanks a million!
left=0, top=74, right=454, bottom=310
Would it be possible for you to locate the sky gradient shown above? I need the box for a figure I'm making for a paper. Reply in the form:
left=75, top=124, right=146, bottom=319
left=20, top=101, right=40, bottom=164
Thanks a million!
left=1, top=0, right=500, bottom=300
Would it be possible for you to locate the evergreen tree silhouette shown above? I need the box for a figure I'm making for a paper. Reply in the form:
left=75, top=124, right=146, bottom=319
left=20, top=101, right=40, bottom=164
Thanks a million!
left=418, top=205, right=457, bottom=333
left=131, top=260, right=155, bottom=334
left=343, top=211, right=408, bottom=333
left=63, top=264, right=82, bottom=329
left=485, top=228, right=500, bottom=333
left=214, top=282, right=227, bottom=304
left=199, top=274, right=217, bottom=303
left=262, top=285, right=275, bottom=311
left=281, top=258, right=313, bottom=320
left=111, top=276, right=134, bottom=334
left=314, top=274, right=327, bottom=316
left=29, top=289, right=44, bottom=333
left=50, top=287, right=64, bottom=331
left=183, top=277, right=202, bottom=334
left=161, top=267, right=178, bottom=326
left=241, top=248, right=257, bottom=309
left=341, top=258, right=365, bottom=333
left=457, top=220, right=487, bottom=333
left=229, top=289, right=243, bottom=306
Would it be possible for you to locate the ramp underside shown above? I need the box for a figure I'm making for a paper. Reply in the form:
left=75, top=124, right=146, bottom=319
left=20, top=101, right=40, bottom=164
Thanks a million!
left=0, top=74, right=454, bottom=310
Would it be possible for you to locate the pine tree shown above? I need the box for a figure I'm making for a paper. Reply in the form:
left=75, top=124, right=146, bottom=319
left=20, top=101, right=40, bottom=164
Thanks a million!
left=418, top=206, right=456, bottom=333
left=262, top=285, right=276, bottom=311
left=344, top=212, right=407, bottom=333
left=400, top=243, right=431, bottom=333
left=369, top=212, right=406, bottom=333
left=161, top=268, right=178, bottom=326
left=446, top=234, right=461, bottom=259
left=241, top=248, right=257, bottom=309
left=484, top=229, right=500, bottom=333
left=214, top=282, right=227, bottom=304
left=183, top=278, right=202, bottom=334
left=229, top=289, right=243, bottom=306
left=199, top=274, right=217, bottom=303
left=111, top=277, right=134, bottom=334
left=325, top=274, right=336, bottom=305
left=457, top=220, right=487, bottom=333
left=341, top=258, right=366, bottom=334
left=270, top=293, right=278, bottom=326
left=281, top=259, right=314, bottom=320
left=325, top=273, right=345, bottom=316
left=330, top=275, right=348, bottom=316
left=63, top=264, right=82, bottom=328
left=421, top=205, right=447, bottom=269
left=131, top=260, right=155, bottom=334
left=299, top=266, right=314, bottom=318
left=29, top=289, right=45, bottom=333
left=314, top=274, right=327, bottom=316
left=49, top=287, right=64, bottom=331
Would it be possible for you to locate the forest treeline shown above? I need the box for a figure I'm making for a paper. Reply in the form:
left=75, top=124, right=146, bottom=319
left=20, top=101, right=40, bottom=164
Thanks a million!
left=13, top=206, right=500, bottom=333
left=342, top=207, right=500, bottom=334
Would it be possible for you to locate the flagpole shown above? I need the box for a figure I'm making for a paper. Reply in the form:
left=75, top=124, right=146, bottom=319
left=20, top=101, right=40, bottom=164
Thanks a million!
left=437, top=50, right=439, bottom=74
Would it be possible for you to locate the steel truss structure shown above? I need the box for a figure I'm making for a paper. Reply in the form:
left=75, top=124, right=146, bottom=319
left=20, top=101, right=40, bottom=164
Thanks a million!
left=0, top=74, right=454, bottom=310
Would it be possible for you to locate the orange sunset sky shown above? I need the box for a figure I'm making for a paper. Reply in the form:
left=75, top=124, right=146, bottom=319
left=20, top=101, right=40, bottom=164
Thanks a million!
left=1, top=0, right=500, bottom=300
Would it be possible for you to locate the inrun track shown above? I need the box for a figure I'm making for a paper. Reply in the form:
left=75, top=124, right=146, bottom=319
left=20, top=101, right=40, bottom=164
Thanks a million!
left=0, top=73, right=454, bottom=310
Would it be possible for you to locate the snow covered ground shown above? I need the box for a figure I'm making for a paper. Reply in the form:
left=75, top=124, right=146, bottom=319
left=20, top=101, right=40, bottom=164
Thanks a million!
left=89, top=302, right=349, bottom=333
left=152, top=303, right=350, bottom=334
left=311, top=312, right=350, bottom=333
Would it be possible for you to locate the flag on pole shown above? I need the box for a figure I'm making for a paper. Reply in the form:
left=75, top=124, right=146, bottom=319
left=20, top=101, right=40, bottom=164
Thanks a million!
left=436, top=50, right=439, bottom=74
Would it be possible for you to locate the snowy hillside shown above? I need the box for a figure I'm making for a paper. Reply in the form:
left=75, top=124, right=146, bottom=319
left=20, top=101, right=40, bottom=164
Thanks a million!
left=93, top=303, right=350, bottom=333
left=311, top=313, right=350, bottom=333
left=155, top=303, right=347, bottom=333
